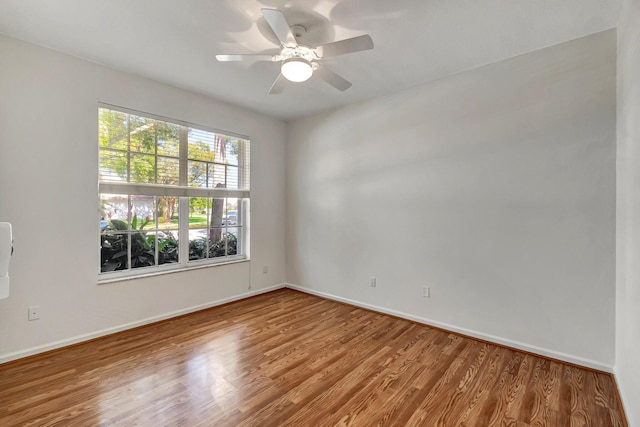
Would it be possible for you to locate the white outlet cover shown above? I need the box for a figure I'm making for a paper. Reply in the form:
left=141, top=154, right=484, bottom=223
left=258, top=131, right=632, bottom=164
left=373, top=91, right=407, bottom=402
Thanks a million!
left=28, top=306, right=40, bottom=320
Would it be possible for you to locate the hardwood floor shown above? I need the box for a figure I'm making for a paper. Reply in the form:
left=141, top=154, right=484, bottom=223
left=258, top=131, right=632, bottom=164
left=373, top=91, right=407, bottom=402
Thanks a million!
left=0, top=289, right=626, bottom=426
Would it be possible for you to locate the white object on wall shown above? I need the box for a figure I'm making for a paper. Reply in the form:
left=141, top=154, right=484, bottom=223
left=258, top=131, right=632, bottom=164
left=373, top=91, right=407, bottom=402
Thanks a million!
left=0, top=222, right=13, bottom=299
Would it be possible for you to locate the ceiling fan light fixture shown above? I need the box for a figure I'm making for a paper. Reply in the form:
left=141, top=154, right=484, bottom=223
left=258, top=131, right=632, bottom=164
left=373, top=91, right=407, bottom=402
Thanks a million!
left=217, top=9, right=373, bottom=93
left=281, top=58, right=313, bottom=82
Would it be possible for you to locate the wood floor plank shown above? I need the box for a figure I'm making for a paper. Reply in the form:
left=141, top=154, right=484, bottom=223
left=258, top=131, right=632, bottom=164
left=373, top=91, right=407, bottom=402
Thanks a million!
left=324, top=326, right=440, bottom=426
left=480, top=350, right=526, bottom=426
left=0, top=288, right=626, bottom=426
left=448, top=345, right=508, bottom=426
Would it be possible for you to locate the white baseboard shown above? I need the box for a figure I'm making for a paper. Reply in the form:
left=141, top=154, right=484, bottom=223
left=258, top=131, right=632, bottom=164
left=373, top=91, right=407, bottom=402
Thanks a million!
left=2, top=283, right=613, bottom=373
left=612, top=372, right=634, bottom=426
left=285, top=284, right=613, bottom=373
left=0, top=283, right=286, bottom=364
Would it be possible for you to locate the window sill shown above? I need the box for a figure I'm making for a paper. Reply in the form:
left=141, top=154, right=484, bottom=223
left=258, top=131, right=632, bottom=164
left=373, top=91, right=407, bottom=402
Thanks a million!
left=97, top=258, right=249, bottom=285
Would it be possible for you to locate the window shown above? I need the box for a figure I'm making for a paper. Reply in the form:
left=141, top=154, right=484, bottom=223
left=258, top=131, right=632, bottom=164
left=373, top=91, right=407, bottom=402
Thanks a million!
left=98, top=106, right=250, bottom=279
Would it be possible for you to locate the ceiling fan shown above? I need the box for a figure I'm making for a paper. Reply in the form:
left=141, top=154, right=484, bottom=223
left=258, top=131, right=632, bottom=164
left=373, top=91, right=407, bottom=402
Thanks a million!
left=216, top=8, right=374, bottom=94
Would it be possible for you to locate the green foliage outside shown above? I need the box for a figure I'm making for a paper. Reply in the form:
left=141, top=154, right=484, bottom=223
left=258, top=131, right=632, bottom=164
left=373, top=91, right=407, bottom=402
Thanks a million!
left=100, top=214, right=236, bottom=272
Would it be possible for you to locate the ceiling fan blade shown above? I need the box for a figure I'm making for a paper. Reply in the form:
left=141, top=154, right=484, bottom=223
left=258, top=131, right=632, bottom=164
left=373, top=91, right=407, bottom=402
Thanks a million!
left=269, top=73, right=287, bottom=94
left=315, top=34, right=374, bottom=58
left=215, top=54, right=274, bottom=62
left=261, top=8, right=297, bottom=47
left=316, top=66, right=352, bottom=91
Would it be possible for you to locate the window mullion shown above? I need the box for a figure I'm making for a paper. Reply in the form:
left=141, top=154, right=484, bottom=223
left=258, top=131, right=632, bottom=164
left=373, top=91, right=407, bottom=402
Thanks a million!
left=154, top=126, right=158, bottom=184
left=238, top=140, right=245, bottom=190
left=179, top=126, right=188, bottom=186
left=178, top=126, right=189, bottom=265
left=127, top=194, right=132, bottom=271
left=126, top=115, right=131, bottom=182
left=154, top=197, right=159, bottom=266
left=178, top=197, right=189, bottom=265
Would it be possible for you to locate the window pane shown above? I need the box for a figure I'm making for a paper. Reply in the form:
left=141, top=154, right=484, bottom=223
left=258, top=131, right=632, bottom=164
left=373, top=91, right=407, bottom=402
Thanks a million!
left=225, top=139, right=239, bottom=166
left=157, top=230, right=179, bottom=265
left=208, top=229, right=226, bottom=258
left=130, top=195, right=155, bottom=230
left=188, top=230, right=208, bottom=261
left=208, top=197, right=232, bottom=258
left=100, top=194, right=129, bottom=228
left=157, top=123, right=180, bottom=157
left=188, top=197, right=209, bottom=228
left=129, top=116, right=156, bottom=154
left=225, top=201, right=238, bottom=229
left=157, top=156, right=179, bottom=185
left=188, top=131, right=216, bottom=161
left=210, top=198, right=226, bottom=228
left=188, top=160, right=208, bottom=187
left=226, top=165, right=239, bottom=189
left=131, top=231, right=155, bottom=269
left=157, top=197, right=179, bottom=229
left=208, top=164, right=226, bottom=188
left=227, top=198, right=241, bottom=226
left=129, top=153, right=155, bottom=183
left=227, top=229, right=239, bottom=256
left=99, top=149, right=128, bottom=182
left=100, top=232, right=128, bottom=272
left=99, top=109, right=128, bottom=151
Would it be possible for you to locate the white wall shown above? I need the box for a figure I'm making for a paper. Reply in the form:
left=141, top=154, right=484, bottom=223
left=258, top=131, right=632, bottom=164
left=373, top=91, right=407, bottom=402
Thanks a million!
left=0, top=36, right=286, bottom=361
left=286, top=30, right=616, bottom=370
left=616, top=0, right=640, bottom=423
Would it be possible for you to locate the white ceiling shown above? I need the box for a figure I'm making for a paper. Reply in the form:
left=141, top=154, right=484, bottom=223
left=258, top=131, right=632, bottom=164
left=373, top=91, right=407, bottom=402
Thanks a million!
left=0, top=0, right=621, bottom=120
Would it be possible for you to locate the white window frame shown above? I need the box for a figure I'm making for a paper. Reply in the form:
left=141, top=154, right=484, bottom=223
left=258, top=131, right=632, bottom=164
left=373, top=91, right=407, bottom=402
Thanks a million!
left=98, top=104, right=250, bottom=281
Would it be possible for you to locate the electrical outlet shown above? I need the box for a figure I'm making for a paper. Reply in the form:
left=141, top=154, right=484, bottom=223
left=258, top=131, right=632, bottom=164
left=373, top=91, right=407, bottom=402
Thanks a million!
left=28, top=305, right=40, bottom=321
left=422, top=286, right=430, bottom=298
left=370, top=277, right=377, bottom=288
left=262, top=266, right=268, bottom=274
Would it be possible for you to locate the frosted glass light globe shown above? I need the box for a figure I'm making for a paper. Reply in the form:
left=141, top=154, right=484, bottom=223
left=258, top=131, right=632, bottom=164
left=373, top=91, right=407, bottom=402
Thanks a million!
left=281, top=58, right=313, bottom=82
